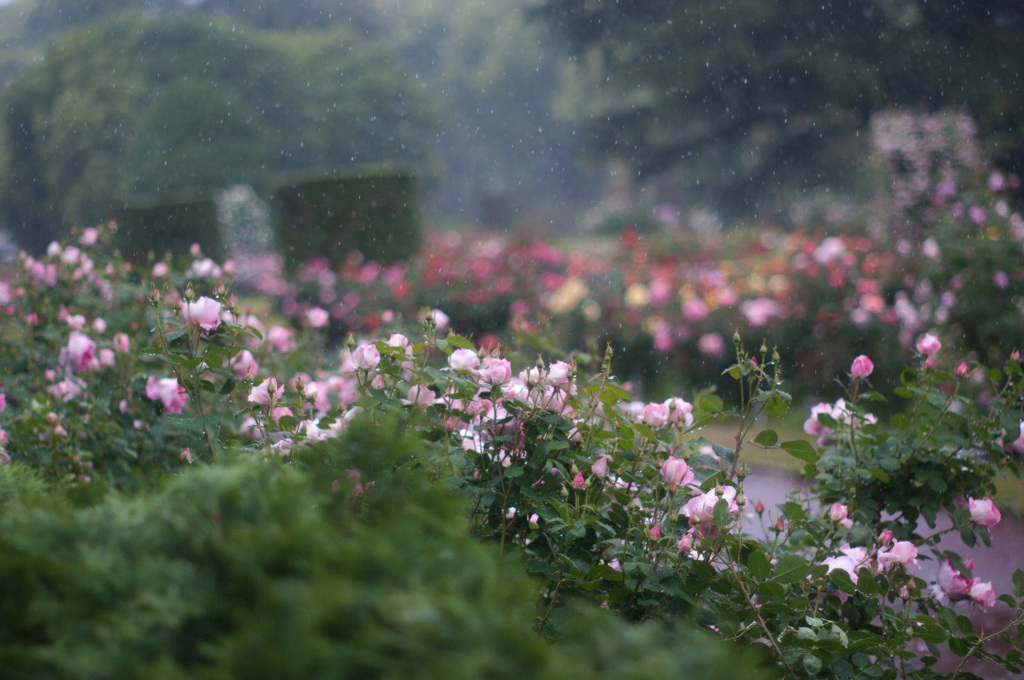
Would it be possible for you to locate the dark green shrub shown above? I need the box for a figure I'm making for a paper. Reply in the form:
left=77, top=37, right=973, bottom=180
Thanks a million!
left=0, top=418, right=758, bottom=680
left=114, top=192, right=223, bottom=262
left=273, top=166, right=421, bottom=270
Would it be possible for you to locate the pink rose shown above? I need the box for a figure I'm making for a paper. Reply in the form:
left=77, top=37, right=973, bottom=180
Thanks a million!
left=937, top=558, right=975, bottom=600
left=823, top=543, right=870, bottom=584
left=113, top=332, right=130, bottom=353
left=305, top=306, right=330, bottom=328
left=591, top=453, right=612, bottom=479
left=641, top=402, right=669, bottom=427
left=352, top=343, right=381, bottom=371
left=660, top=456, right=694, bottom=490
left=146, top=377, right=187, bottom=413
left=546, top=361, right=573, bottom=391
left=63, top=331, right=97, bottom=372
left=915, top=332, right=942, bottom=356
left=267, top=326, right=296, bottom=353
left=479, top=356, right=512, bottom=385
left=677, top=531, right=695, bottom=554
left=969, top=580, right=996, bottom=611
left=878, top=540, right=919, bottom=570
left=448, top=348, right=480, bottom=371
left=181, top=296, right=222, bottom=331
left=571, top=471, right=586, bottom=489
left=248, top=377, right=284, bottom=406
left=663, top=397, right=695, bottom=427
left=850, top=355, right=874, bottom=378
left=1011, top=422, right=1024, bottom=455
left=968, top=497, right=1001, bottom=528
left=229, top=350, right=259, bottom=379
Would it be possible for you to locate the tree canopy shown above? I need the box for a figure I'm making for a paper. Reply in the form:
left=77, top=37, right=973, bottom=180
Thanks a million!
left=531, top=0, right=1024, bottom=214
left=0, top=10, right=441, bottom=251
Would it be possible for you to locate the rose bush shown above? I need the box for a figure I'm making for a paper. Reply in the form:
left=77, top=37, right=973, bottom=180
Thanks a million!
left=0, top=221, right=1021, bottom=678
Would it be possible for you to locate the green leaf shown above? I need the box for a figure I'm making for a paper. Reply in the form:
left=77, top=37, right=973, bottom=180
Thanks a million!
left=780, top=439, right=818, bottom=463
left=698, top=394, right=724, bottom=414
left=782, top=501, right=806, bottom=521
left=747, top=549, right=771, bottom=580
left=773, top=554, right=810, bottom=585
left=753, top=429, right=778, bottom=447
left=867, top=468, right=890, bottom=483
left=829, top=569, right=858, bottom=595
left=1013, top=569, right=1024, bottom=599
left=447, top=334, right=475, bottom=350
left=856, top=570, right=881, bottom=596
left=802, top=653, right=822, bottom=675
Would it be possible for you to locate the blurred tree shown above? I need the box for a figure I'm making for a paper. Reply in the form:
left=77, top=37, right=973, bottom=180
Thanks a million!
left=0, top=10, right=440, bottom=252
left=22, top=0, right=383, bottom=40
left=373, top=0, right=593, bottom=225
left=530, top=0, right=1024, bottom=215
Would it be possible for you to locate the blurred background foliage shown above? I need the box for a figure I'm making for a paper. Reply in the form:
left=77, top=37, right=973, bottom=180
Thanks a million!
left=0, top=0, right=1022, bottom=251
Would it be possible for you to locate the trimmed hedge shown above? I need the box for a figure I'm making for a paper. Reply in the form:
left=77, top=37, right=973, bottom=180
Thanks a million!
left=114, top=192, right=223, bottom=262
left=273, top=166, right=420, bottom=270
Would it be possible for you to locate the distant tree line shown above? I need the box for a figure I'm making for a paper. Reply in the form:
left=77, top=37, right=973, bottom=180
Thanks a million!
left=0, top=9, right=441, bottom=252
left=530, top=0, right=1024, bottom=215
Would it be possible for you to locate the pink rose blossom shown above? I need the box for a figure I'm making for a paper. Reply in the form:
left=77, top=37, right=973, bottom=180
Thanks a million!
left=823, top=543, right=870, bottom=584
left=113, top=332, right=130, bottom=353
left=63, top=331, right=97, bottom=372
left=305, top=307, right=330, bottom=328
left=937, top=558, right=975, bottom=601
left=969, top=580, right=996, bottom=611
left=146, top=377, right=187, bottom=413
left=915, top=332, right=942, bottom=356
left=571, top=471, right=586, bottom=489
left=648, top=525, right=662, bottom=540
left=663, top=397, right=694, bottom=427
left=677, top=531, right=696, bottom=554
left=591, top=453, right=612, bottom=479
left=660, top=456, right=694, bottom=490
left=352, top=343, right=381, bottom=371
left=850, top=355, right=874, bottom=378
left=181, top=297, right=222, bottom=331
left=267, top=326, right=296, bottom=353
left=248, top=377, right=284, bottom=406
left=878, top=540, right=919, bottom=570
left=641, top=402, right=670, bottom=427
left=448, top=348, right=481, bottom=371
left=547, top=361, right=573, bottom=391
left=98, top=348, right=116, bottom=367
left=152, top=262, right=169, bottom=278
left=1011, top=423, right=1024, bottom=455
left=229, top=350, right=259, bottom=379
left=967, top=497, right=1001, bottom=528
left=479, top=356, right=512, bottom=385
left=404, top=385, right=438, bottom=409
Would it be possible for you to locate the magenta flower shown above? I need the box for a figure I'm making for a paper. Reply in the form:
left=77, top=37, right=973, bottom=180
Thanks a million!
left=180, top=296, right=222, bottom=331
left=850, top=355, right=874, bottom=378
